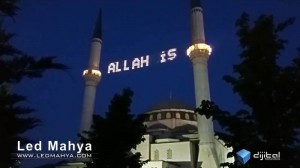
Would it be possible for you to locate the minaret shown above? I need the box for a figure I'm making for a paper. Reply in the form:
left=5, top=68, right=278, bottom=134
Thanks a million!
left=80, top=10, right=102, bottom=134
left=186, top=0, right=218, bottom=168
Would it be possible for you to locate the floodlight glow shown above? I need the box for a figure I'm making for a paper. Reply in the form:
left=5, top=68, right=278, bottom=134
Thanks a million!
left=83, top=69, right=101, bottom=77
left=186, top=43, right=212, bottom=56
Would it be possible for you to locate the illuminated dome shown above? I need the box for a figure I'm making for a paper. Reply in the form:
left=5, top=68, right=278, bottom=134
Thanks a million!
left=144, top=100, right=198, bottom=138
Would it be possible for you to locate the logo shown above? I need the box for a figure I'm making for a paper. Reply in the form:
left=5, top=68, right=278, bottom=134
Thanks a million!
left=236, top=149, right=251, bottom=164
left=253, top=151, right=280, bottom=160
left=15, top=140, right=95, bottom=159
left=236, top=149, right=281, bottom=164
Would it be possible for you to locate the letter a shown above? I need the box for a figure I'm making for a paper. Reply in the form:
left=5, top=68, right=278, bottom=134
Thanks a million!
left=107, top=62, right=116, bottom=74
left=132, top=58, right=140, bottom=69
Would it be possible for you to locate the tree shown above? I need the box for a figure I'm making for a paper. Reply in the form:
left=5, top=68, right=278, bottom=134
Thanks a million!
left=80, top=88, right=147, bottom=168
left=0, top=0, right=67, bottom=167
left=196, top=13, right=300, bottom=168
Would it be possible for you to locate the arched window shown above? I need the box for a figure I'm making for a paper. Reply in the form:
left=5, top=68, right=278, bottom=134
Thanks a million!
left=167, top=149, right=172, bottom=159
left=193, top=114, right=197, bottom=120
left=157, top=113, right=161, bottom=120
left=149, top=115, right=153, bottom=121
left=185, top=113, right=190, bottom=120
left=166, top=112, right=171, bottom=119
left=176, top=112, right=180, bottom=119
left=154, top=150, right=159, bottom=160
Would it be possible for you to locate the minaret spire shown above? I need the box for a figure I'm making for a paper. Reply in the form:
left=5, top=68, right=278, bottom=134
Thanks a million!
left=93, top=10, right=102, bottom=39
left=190, top=0, right=205, bottom=44
left=191, top=0, right=201, bottom=8
left=80, top=9, right=103, bottom=134
left=186, top=0, right=218, bottom=167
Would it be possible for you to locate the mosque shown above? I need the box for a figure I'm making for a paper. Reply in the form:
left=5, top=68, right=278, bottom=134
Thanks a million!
left=57, top=0, right=234, bottom=167
left=132, top=100, right=234, bottom=168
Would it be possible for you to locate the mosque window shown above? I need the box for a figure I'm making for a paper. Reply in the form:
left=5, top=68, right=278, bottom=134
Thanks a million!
left=193, top=114, right=197, bottom=120
left=176, top=112, right=180, bottom=119
left=167, top=149, right=172, bottom=159
left=166, top=112, right=171, bottom=119
left=185, top=113, right=190, bottom=120
left=157, top=113, right=161, bottom=120
left=154, top=150, right=159, bottom=160
left=149, top=115, right=153, bottom=121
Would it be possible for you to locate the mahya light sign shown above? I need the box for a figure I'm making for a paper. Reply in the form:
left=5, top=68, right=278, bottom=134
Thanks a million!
left=107, top=48, right=177, bottom=74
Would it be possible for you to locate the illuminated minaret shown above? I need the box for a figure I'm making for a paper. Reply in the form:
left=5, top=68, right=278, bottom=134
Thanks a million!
left=80, top=11, right=102, bottom=134
left=186, top=0, right=218, bottom=168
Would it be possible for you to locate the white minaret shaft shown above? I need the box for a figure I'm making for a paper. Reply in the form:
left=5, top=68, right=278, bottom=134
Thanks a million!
left=191, top=4, right=205, bottom=43
left=88, top=38, right=102, bottom=69
left=190, top=1, right=214, bottom=146
left=187, top=1, right=218, bottom=168
left=80, top=11, right=102, bottom=134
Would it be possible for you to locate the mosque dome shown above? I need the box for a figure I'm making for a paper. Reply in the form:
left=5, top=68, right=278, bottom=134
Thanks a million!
left=143, top=100, right=198, bottom=137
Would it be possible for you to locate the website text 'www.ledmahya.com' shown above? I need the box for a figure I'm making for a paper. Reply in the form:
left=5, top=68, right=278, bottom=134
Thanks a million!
left=13, top=140, right=95, bottom=159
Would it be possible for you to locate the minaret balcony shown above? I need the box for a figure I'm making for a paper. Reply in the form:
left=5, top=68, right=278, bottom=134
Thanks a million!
left=83, top=69, right=101, bottom=83
left=186, top=43, right=212, bottom=58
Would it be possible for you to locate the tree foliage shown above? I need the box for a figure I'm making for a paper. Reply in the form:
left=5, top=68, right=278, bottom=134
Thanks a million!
left=80, top=88, right=147, bottom=168
left=0, top=0, right=19, bottom=17
left=196, top=13, right=300, bottom=168
left=0, top=0, right=67, bottom=167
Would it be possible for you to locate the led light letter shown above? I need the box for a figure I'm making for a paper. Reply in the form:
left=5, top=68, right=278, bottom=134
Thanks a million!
left=160, top=51, right=166, bottom=63
left=140, top=55, right=149, bottom=68
left=107, top=62, right=116, bottom=73
left=123, top=60, right=130, bottom=71
left=115, top=62, right=121, bottom=72
left=167, top=48, right=177, bottom=61
left=132, top=57, right=140, bottom=69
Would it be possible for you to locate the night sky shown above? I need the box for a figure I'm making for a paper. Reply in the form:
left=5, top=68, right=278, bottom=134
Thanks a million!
left=4, top=0, right=300, bottom=167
